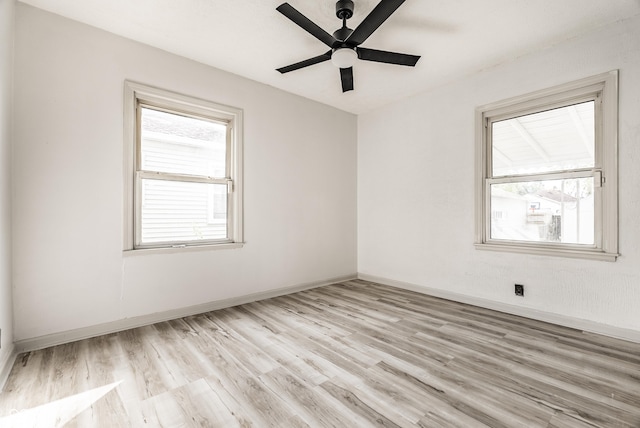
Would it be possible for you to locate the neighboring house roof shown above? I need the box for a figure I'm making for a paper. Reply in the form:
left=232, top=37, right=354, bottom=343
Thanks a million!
left=534, top=189, right=577, bottom=203
left=491, top=187, right=527, bottom=200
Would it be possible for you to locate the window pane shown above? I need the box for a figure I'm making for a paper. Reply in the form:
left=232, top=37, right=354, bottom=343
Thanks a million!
left=490, top=178, right=594, bottom=245
left=140, top=107, right=227, bottom=177
left=492, top=101, right=594, bottom=177
left=140, top=179, right=227, bottom=244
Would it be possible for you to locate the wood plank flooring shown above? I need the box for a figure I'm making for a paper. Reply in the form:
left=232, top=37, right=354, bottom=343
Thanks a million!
left=1, top=279, right=639, bottom=427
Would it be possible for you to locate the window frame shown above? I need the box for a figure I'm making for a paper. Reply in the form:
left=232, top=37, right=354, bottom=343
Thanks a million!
left=123, top=81, right=244, bottom=252
left=474, top=71, right=618, bottom=261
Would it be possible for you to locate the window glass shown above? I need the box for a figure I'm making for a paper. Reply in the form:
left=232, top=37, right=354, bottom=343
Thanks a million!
left=140, top=179, right=228, bottom=244
left=140, top=107, right=227, bottom=177
left=492, top=101, right=594, bottom=177
left=490, top=177, right=594, bottom=245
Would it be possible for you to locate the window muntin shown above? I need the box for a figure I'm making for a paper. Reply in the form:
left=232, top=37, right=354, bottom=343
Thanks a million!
left=475, top=72, right=618, bottom=261
left=124, top=81, right=243, bottom=251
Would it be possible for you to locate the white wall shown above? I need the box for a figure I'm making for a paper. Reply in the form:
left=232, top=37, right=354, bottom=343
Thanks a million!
left=358, top=14, right=640, bottom=334
left=0, top=0, right=15, bottom=370
left=12, top=4, right=357, bottom=342
left=11, top=3, right=639, bottom=346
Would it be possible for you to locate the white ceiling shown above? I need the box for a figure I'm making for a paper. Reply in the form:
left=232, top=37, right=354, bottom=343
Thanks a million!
left=18, top=0, right=640, bottom=114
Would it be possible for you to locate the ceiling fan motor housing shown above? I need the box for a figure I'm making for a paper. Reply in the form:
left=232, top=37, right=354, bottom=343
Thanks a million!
left=335, top=0, right=354, bottom=19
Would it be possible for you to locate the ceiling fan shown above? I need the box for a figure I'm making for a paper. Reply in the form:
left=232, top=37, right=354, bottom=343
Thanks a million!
left=276, top=0, right=421, bottom=92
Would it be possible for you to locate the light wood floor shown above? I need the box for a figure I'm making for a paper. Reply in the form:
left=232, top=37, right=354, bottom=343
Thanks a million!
left=1, top=280, right=640, bottom=427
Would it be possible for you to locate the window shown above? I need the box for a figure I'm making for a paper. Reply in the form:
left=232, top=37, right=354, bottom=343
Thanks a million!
left=124, top=82, right=243, bottom=250
left=475, top=71, right=618, bottom=261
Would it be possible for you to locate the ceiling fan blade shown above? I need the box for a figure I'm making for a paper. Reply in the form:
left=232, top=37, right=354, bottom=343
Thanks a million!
left=277, top=51, right=332, bottom=73
left=276, top=3, right=337, bottom=48
left=346, top=0, right=405, bottom=46
left=340, top=67, right=354, bottom=92
left=357, top=47, right=420, bottom=66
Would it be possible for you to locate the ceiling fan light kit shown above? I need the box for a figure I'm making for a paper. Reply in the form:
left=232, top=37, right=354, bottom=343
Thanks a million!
left=276, top=0, right=421, bottom=93
left=331, top=48, right=357, bottom=68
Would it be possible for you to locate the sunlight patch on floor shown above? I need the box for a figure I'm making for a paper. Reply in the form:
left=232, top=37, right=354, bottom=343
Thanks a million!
left=0, top=381, right=122, bottom=427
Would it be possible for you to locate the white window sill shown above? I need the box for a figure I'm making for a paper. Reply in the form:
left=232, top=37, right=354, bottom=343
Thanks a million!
left=124, top=242, right=245, bottom=257
left=474, top=242, right=619, bottom=262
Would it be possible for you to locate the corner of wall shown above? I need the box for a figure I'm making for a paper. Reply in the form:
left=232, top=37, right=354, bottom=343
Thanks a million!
left=0, top=0, right=16, bottom=380
left=0, top=344, right=16, bottom=391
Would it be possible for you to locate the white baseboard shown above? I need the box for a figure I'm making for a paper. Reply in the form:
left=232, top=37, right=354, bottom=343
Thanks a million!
left=15, top=274, right=357, bottom=353
left=16, top=271, right=637, bottom=355
left=0, top=345, right=17, bottom=392
left=358, top=273, right=640, bottom=344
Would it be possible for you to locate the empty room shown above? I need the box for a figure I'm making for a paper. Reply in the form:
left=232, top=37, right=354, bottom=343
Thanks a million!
left=1, top=0, right=640, bottom=426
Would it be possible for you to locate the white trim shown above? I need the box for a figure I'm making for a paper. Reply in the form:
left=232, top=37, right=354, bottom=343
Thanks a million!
left=123, top=82, right=136, bottom=250
left=0, top=345, right=17, bottom=391
left=123, top=241, right=244, bottom=256
left=14, top=274, right=357, bottom=353
left=477, top=75, right=610, bottom=119
left=358, top=273, right=640, bottom=344
left=474, top=242, right=617, bottom=262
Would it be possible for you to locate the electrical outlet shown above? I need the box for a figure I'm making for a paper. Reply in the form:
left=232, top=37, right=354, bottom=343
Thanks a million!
left=515, top=284, right=524, bottom=296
